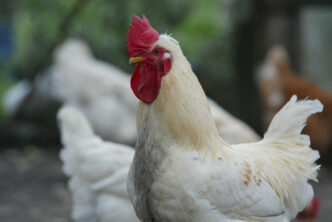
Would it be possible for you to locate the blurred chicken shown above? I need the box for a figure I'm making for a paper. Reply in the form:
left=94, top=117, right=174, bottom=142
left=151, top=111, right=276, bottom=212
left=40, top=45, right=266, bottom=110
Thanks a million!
left=51, top=38, right=259, bottom=145
left=126, top=16, right=321, bottom=222
left=58, top=106, right=139, bottom=222
left=209, top=99, right=260, bottom=143
left=257, top=45, right=332, bottom=151
left=51, top=39, right=138, bottom=145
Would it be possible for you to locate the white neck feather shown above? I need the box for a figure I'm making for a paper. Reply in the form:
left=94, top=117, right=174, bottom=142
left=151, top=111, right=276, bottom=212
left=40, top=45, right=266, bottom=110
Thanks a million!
left=136, top=35, right=229, bottom=156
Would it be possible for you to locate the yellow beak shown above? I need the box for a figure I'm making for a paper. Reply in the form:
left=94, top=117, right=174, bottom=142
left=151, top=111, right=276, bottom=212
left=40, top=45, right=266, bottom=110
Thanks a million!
left=129, top=56, right=146, bottom=64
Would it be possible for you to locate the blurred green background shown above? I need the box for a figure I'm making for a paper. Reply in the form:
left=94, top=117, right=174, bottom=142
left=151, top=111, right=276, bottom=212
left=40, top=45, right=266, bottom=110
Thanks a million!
left=1, top=0, right=332, bottom=142
left=0, top=0, right=245, bottom=124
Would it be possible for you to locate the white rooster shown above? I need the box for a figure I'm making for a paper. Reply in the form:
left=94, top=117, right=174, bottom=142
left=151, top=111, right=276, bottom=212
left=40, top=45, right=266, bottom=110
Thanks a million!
left=55, top=40, right=260, bottom=222
left=126, top=16, right=322, bottom=222
left=58, top=106, right=139, bottom=222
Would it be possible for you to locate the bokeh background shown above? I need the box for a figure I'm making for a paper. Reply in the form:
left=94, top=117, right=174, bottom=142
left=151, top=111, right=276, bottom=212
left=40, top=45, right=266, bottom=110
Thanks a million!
left=0, top=0, right=331, bottom=221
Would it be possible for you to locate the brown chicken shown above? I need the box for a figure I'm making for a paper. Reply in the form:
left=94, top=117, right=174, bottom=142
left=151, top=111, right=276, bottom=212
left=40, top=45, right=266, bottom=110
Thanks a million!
left=258, top=45, right=332, bottom=152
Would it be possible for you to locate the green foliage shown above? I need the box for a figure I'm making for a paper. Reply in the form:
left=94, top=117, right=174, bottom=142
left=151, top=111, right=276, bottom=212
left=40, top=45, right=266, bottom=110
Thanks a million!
left=174, top=0, right=224, bottom=55
left=13, top=0, right=74, bottom=77
left=9, top=0, right=236, bottom=107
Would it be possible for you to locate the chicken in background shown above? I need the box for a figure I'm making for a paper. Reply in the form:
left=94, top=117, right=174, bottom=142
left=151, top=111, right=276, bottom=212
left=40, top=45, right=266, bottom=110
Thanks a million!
left=257, top=45, right=332, bottom=152
left=51, top=39, right=138, bottom=145
left=209, top=99, right=260, bottom=143
left=126, top=16, right=321, bottom=222
left=58, top=106, right=139, bottom=222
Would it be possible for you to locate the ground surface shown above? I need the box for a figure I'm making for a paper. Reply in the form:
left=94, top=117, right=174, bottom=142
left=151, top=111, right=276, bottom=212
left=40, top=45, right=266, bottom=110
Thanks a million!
left=0, top=147, right=331, bottom=222
left=0, top=147, right=71, bottom=222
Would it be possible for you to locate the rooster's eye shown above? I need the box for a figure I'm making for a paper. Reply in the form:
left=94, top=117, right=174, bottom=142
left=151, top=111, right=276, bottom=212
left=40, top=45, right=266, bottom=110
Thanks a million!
left=153, top=49, right=161, bottom=55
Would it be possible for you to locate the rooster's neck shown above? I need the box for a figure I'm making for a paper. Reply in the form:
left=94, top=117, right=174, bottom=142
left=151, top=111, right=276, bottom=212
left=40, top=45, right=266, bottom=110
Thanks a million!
left=136, top=52, right=228, bottom=156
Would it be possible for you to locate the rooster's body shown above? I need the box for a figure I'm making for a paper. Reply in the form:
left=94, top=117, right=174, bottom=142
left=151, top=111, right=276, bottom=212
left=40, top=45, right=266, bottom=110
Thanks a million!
left=126, top=16, right=321, bottom=222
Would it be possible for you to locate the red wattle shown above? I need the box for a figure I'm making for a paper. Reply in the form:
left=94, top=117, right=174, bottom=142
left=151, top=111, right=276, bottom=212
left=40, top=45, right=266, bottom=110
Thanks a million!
left=131, top=64, right=162, bottom=104
left=162, top=58, right=172, bottom=76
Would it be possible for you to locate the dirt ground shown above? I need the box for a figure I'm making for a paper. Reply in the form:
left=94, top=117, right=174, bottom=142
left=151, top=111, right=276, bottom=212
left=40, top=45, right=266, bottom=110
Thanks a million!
left=0, top=147, right=331, bottom=222
left=0, top=147, right=71, bottom=222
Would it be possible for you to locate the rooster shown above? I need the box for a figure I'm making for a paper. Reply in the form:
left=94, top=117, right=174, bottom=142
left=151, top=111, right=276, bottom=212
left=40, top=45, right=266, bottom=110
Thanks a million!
left=58, top=106, right=139, bottom=222
left=257, top=45, right=332, bottom=152
left=126, top=16, right=322, bottom=222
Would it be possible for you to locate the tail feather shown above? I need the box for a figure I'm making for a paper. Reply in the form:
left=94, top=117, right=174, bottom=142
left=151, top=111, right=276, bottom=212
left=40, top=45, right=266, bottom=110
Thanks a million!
left=259, top=95, right=323, bottom=217
left=264, top=95, right=323, bottom=142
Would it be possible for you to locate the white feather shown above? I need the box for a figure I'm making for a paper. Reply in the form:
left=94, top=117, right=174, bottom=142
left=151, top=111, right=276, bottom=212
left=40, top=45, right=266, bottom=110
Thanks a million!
left=52, top=39, right=138, bottom=145
left=58, top=106, right=139, bottom=222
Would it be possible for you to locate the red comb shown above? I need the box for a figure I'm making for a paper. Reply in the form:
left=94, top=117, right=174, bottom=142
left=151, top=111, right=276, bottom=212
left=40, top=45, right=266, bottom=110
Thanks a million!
left=127, top=15, right=159, bottom=57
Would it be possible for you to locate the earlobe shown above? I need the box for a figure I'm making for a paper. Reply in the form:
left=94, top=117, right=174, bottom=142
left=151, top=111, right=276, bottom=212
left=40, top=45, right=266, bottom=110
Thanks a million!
left=163, top=52, right=171, bottom=60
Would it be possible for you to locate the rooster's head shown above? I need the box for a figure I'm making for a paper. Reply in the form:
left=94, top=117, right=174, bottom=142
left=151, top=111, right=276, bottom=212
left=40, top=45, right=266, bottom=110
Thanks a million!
left=127, top=15, right=172, bottom=104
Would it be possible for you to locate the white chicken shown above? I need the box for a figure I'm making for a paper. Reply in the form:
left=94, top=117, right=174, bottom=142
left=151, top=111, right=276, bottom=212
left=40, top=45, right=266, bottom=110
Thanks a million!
left=126, top=16, right=322, bottom=222
left=52, top=39, right=138, bottom=145
left=209, top=99, right=260, bottom=143
left=58, top=105, right=139, bottom=222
